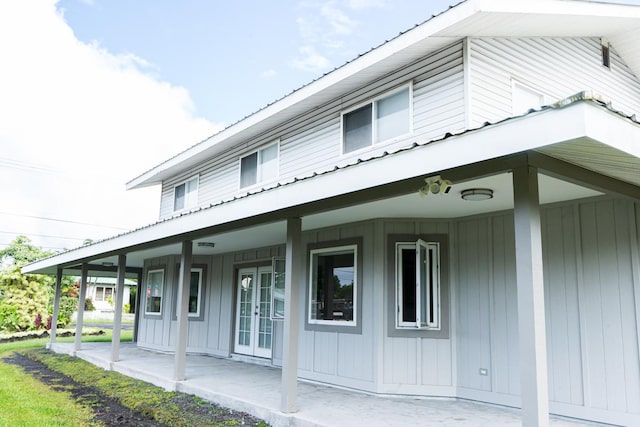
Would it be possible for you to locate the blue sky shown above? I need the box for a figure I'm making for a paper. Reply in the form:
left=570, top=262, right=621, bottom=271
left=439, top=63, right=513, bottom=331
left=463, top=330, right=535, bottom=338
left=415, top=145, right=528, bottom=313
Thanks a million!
left=57, top=0, right=454, bottom=124
left=0, top=0, right=639, bottom=253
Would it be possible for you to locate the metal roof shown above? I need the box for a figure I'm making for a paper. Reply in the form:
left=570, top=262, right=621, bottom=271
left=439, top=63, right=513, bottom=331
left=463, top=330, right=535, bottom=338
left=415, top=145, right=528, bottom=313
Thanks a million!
left=126, top=0, right=640, bottom=190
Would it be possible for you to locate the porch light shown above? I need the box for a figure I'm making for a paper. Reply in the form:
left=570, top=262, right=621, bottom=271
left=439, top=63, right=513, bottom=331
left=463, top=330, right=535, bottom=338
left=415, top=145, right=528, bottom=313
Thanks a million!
left=197, top=242, right=216, bottom=248
left=419, top=175, right=452, bottom=196
left=460, top=188, right=493, bottom=201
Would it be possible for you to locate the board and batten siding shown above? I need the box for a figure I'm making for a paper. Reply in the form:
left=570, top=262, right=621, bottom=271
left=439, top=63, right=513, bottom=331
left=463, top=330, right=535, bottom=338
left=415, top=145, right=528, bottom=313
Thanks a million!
left=455, top=198, right=640, bottom=426
left=468, top=37, right=640, bottom=127
left=381, top=220, right=454, bottom=395
left=158, top=41, right=465, bottom=220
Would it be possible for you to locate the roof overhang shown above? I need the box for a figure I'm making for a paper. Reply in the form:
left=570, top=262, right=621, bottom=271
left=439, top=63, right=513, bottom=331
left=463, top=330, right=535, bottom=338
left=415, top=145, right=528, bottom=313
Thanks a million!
left=24, top=97, right=640, bottom=275
left=126, top=0, right=640, bottom=190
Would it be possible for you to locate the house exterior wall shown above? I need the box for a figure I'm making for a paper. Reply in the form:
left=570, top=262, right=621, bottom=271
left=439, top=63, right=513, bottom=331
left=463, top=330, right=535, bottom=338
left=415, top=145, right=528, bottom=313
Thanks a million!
left=158, top=41, right=465, bottom=220
left=468, top=37, right=640, bottom=127
left=455, top=197, right=640, bottom=426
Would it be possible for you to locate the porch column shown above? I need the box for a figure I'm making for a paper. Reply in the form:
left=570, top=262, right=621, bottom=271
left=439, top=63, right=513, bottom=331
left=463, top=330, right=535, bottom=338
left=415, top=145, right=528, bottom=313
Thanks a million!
left=74, top=264, right=89, bottom=352
left=174, top=240, right=193, bottom=381
left=49, top=267, right=63, bottom=346
left=281, top=217, right=302, bottom=413
left=111, top=254, right=126, bottom=362
left=512, top=165, right=549, bottom=426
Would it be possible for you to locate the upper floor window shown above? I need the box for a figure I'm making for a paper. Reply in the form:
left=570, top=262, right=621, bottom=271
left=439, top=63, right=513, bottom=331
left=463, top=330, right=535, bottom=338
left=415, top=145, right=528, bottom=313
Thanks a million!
left=240, top=143, right=278, bottom=188
left=512, top=82, right=545, bottom=116
left=173, top=176, right=198, bottom=212
left=395, top=240, right=440, bottom=330
left=343, top=85, right=411, bottom=154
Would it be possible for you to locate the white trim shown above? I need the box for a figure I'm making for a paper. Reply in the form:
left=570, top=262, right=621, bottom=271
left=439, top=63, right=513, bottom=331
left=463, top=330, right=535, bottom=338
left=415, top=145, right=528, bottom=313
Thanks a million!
left=308, top=244, right=358, bottom=327
left=144, top=269, right=165, bottom=316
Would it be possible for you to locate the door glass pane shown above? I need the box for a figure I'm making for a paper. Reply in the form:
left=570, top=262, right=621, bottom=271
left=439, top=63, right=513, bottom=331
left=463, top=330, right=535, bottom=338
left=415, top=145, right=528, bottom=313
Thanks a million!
left=258, top=271, right=272, bottom=350
left=376, top=88, right=409, bottom=142
left=238, top=273, right=253, bottom=346
left=343, top=104, right=372, bottom=153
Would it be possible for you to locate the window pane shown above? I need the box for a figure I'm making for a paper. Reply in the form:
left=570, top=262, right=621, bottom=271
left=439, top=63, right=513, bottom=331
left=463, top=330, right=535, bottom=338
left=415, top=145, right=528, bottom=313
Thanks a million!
left=400, top=248, right=416, bottom=323
left=376, top=88, right=410, bottom=142
left=174, top=183, right=186, bottom=211
left=146, top=270, right=164, bottom=314
left=189, top=270, right=200, bottom=314
left=272, top=258, right=286, bottom=319
left=343, top=104, right=372, bottom=153
left=310, top=249, right=355, bottom=322
left=259, top=145, right=278, bottom=182
left=240, top=152, right=258, bottom=188
left=184, top=177, right=198, bottom=208
left=419, top=243, right=428, bottom=326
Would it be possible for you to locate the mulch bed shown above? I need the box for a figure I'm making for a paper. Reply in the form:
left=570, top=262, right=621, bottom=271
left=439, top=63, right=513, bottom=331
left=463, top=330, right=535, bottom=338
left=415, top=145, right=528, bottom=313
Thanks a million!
left=3, top=352, right=267, bottom=426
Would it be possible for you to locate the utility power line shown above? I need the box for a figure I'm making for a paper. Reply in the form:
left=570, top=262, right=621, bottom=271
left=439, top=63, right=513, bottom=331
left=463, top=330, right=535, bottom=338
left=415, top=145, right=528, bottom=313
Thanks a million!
left=0, top=211, right=128, bottom=231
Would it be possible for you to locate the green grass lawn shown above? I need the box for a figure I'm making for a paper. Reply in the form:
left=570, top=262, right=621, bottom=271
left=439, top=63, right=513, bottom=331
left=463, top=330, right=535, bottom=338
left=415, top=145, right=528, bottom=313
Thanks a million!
left=0, top=331, right=131, bottom=427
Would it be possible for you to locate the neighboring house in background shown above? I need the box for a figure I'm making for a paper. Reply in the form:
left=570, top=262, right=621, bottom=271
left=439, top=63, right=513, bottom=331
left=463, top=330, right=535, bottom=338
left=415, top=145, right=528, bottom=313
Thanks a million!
left=84, top=276, right=136, bottom=312
left=23, top=1, right=640, bottom=426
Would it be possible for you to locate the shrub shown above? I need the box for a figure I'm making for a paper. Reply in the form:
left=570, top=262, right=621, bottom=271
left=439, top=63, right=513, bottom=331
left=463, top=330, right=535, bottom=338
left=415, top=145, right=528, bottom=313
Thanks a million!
left=34, top=313, right=44, bottom=330
left=57, top=296, right=78, bottom=328
left=84, top=297, right=95, bottom=311
left=123, top=303, right=131, bottom=314
left=0, top=267, right=50, bottom=332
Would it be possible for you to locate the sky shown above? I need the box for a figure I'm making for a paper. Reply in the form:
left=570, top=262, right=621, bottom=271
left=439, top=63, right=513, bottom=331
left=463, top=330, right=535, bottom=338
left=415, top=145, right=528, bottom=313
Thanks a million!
left=0, top=0, right=639, bottom=254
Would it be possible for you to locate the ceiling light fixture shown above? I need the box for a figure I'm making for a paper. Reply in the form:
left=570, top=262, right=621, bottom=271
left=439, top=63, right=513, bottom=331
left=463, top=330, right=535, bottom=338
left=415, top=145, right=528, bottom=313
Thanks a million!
left=197, top=242, right=216, bottom=248
left=461, top=188, right=494, bottom=201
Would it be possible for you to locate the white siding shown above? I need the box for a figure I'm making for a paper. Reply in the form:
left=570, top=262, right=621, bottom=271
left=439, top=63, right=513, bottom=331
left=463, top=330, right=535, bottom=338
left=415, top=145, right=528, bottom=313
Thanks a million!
left=469, top=37, right=640, bottom=127
left=158, top=42, right=465, bottom=220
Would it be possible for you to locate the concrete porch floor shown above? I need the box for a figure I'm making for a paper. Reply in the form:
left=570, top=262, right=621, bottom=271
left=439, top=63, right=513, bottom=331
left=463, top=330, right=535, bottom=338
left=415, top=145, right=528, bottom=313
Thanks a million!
left=47, top=342, right=597, bottom=427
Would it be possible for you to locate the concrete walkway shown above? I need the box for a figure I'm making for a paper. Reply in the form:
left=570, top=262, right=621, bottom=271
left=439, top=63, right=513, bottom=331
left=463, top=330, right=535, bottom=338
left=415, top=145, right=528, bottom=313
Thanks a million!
left=48, top=342, right=598, bottom=427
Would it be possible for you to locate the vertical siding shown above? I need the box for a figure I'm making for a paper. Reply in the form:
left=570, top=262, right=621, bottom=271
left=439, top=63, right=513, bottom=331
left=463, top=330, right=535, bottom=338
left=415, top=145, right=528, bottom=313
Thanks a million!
left=454, top=198, right=640, bottom=424
left=456, top=217, right=493, bottom=393
left=469, top=37, right=640, bottom=127
left=542, top=206, right=583, bottom=406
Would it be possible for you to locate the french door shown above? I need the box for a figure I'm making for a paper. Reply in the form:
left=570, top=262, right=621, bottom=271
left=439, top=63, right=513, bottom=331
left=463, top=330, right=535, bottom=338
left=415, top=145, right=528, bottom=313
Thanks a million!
left=234, top=266, right=273, bottom=358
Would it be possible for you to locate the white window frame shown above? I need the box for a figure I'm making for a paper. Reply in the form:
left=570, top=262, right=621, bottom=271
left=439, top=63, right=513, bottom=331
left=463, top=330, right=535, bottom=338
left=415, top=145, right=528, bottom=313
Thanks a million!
left=239, top=141, right=280, bottom=189
left=173, top=176, right=199, bottom=212
left=511, top=80, right=547, bottom=116
left=395, top=240, right=440, bottom=330
left=341, top=83, right=413, bottom=155
left=145, top=269, right=165, bottom=316
left=308, top=244, right=358, bottom=327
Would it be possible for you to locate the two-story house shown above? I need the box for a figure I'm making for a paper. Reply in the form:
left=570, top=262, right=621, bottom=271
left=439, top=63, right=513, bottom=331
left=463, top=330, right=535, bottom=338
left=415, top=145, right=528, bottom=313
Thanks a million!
left=24, top=0, right=640, bottom=425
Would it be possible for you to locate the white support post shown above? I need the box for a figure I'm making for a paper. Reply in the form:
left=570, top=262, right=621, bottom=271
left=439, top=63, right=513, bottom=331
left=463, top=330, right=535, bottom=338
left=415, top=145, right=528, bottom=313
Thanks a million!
left=512, top=165, right=549, bottom=426
left=111, top=254, right=126, bottom=363
left=174, top=240, right=193, bottom=381
left=74, top=264, right=89, bottom=352
left=49, top=267, right=63, bottom=347
left=281, top=217, right=302, bottom=413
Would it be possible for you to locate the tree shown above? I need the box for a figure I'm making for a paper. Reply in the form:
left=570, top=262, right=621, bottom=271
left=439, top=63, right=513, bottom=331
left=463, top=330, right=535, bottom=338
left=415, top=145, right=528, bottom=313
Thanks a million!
left=0, top=235, right=54, bottom=268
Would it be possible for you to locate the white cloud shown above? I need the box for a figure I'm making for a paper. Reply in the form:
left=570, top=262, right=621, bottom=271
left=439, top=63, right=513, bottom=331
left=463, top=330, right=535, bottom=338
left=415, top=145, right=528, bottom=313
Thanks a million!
left=347, top=0, right=388, bottom=10
left=0, top=0, right=223, bottom=252
left=261, top=69, right=277, bottom=78
left=291, top=46, right=331, bottom=72
left=320, top=3, right=356, bottom=35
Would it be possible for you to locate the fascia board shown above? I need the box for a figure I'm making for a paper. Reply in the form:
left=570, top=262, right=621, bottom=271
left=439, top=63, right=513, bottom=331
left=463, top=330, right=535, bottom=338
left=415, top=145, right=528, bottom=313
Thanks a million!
left=25, top=101, right=639, bottom=275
